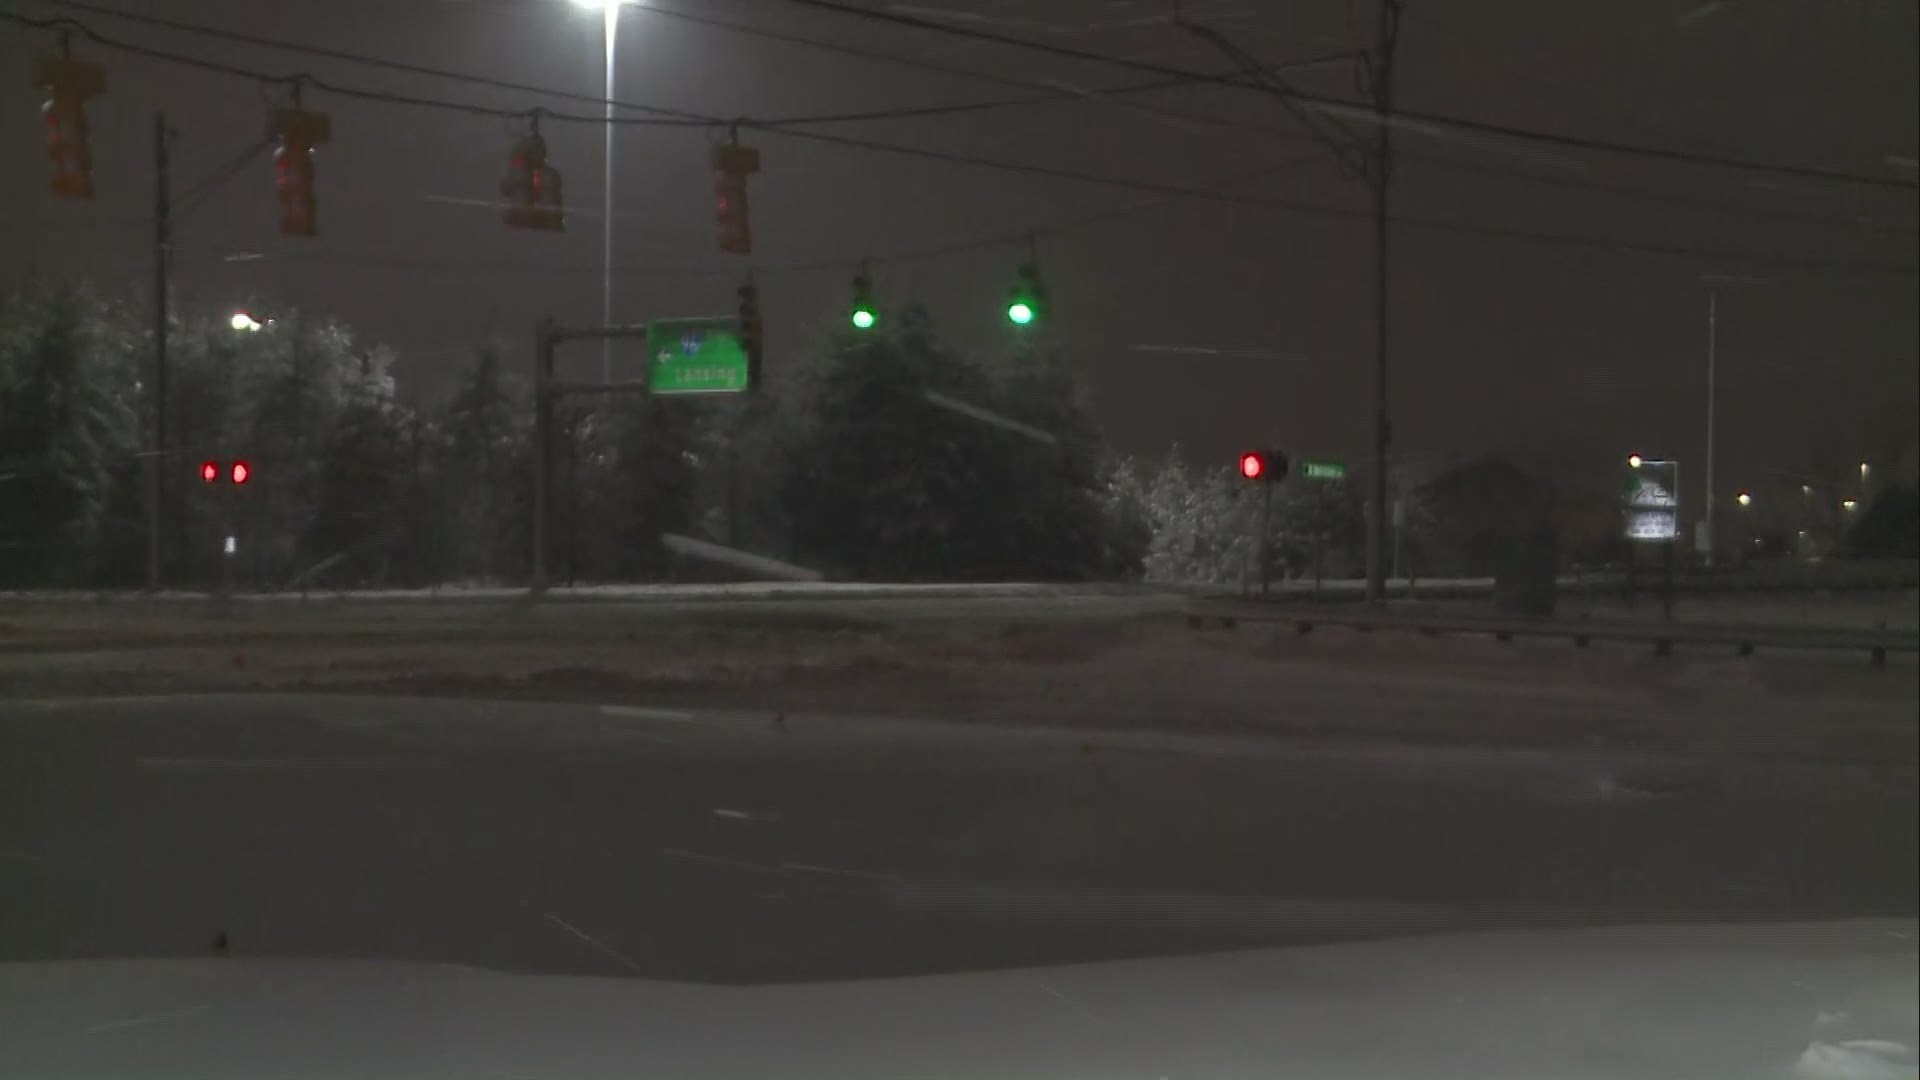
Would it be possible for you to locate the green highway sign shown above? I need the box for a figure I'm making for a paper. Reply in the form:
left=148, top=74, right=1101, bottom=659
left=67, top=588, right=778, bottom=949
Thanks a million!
left=646, top=317, right=749, bottom=395
left=1301, top=460, right=1346, bottom=481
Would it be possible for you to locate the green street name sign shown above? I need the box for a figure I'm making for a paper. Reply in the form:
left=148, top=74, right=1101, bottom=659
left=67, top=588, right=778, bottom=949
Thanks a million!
left=646, top=317, right=749, bottom=395
left=1301, top=460, right=1346, bottom=480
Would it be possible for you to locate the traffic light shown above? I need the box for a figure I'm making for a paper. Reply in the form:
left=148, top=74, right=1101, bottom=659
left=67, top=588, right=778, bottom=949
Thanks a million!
left=271, top=101, right=331, bottom=237
left=1006, top=262, right=1047, bottom=327
left=712, top=138, right=760, bottom=255
left=849, top=272, right=876, bottom=331
left=1238, top=450, right=1287, bottom=483
left=230, top=461, right=252, bottom=486
left=738, top=280, right=763, bottom=389
left=200, top=461, right=219, bottom=484
left=501, top=123, right=564, bottom=231
left=34, top=44, right=106, bottom=199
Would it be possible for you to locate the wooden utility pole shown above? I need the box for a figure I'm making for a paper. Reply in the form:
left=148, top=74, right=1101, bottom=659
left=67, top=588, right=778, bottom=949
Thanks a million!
left=1363, top=0, right=1403, bottom=604
left=147, top=112, right=171, bottom=593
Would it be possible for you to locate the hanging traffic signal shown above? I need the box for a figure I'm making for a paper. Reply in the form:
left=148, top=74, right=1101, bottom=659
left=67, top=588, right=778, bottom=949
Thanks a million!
left=34, top=43, right=106, bottom=199
left=501, top=120, right=564, bottom=231
left=712, top=137, right=760, bottom=255
left=1238, top=450, right=1287, bottom=483
left=738, top=280, right=763, bottom=389
left=1006, top=262, right=1047, bottom=327
left=230, top=461, right=252, bottom=486
left=849, top=272, right=876, bottom=331
left=271, top=98, right=331, bottom=237
left=200, top=461, right=219, bottom=484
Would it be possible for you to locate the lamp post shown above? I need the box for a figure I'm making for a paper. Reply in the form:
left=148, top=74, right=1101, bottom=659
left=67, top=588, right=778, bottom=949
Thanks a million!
left=568, top=0, right=635, bottom=386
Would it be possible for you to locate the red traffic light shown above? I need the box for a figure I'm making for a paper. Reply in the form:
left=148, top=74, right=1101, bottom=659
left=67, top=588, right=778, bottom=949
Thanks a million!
left=230, top=461, right=251, bottom=485
left=200, top=460, right=219, bottom=483
left=1239, top=452, right=1266, bottom=480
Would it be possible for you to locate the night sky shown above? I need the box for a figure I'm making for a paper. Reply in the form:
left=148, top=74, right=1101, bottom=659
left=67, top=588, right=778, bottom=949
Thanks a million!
left=4, top=0, right=1916, bottom=500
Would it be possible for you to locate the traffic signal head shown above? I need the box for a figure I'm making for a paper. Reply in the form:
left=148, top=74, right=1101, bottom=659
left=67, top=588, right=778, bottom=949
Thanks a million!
left=501, top=129, right=565, bottom=231
left=200, top=461, right=219, bottom=483
left=711, top=141, right=760, bottom=255
left=230, top=461, right=251, bottom=486
left=34, top=48, right=106, bottom=199
left=738, top=281, right=763, bottom=389
left=1238, top=449, right=1288, bottom=483
left=271, top=105, right=331, bottom=237
left=1005, top=262, right=1046, bottom=327
left=849, top=273, right=877, bottom=331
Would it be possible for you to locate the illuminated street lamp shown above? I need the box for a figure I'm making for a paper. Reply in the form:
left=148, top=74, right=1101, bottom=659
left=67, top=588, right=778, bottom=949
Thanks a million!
left=1842, top=498, right=1858, bottom=512
left=1735, top=491, right=1752, bottom=507
left=1627, top=453, right=1644, bottom=469
left=229, top=312, right=262, bottom=332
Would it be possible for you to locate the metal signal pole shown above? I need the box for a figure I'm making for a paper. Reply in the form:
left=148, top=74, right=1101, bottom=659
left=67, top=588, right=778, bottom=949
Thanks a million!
left=1364, top=0, right=1402, bottom=604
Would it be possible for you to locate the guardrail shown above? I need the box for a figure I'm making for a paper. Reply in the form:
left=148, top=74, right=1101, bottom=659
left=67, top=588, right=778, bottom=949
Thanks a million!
left=1188, top=603, right=1919, bottom=668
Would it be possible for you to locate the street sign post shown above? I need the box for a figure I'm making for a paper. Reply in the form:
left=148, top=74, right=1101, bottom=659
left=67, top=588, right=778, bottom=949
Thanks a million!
left=1301, top=460, right=1346, bottom=481
left=646, top=317, right=750, bottom=396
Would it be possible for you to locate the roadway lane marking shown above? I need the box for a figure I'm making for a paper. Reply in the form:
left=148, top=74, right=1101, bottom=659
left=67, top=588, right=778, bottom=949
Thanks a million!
left=138, top=758, right=439, bottom=771
left=543, top=913, right=646, bottom=976
left=84, top=1005, right=210, bottom=1035
left=712, top=808, right=753, bottom=821
left=780, top=861, right=901, bottom=883
left=599, top=705, right=696, bottom=722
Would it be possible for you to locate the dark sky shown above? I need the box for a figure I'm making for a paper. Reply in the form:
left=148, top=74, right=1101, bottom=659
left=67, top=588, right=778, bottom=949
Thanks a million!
left=5, top=0, right=1916, bottom=501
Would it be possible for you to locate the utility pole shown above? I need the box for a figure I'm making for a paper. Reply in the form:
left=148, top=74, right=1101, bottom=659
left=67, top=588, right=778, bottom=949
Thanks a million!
left=147, top=112, right=170, bottom=593
left=1704, top=290, right=1717, bottom=566
left=1363, top=0, right=1403, bottom=604
left=532, top=319, right=556, bottom=596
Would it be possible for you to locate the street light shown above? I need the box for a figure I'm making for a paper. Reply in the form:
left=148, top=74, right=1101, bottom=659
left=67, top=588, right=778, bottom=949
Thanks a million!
left=1735, top=491, right=1752, bottom=507
left=1842, top=498, right=1858, bottom=512
left=567, top=0, right=638, bottom=386
left=1627, top=453, right=1644, bottom=469
left=229, top=312, right=262, bottom=332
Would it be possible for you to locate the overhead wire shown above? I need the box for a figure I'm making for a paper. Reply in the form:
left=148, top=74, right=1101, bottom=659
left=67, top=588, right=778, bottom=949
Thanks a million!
left=767, top=0, right=1918, bottom=191
left=3, top=9, right=1912, bottom=275
left=29, top=0, right=1909, bottom=233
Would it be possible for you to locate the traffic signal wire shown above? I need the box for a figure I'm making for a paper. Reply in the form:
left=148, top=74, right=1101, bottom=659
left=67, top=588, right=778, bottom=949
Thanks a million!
left=22, top=2, right=1909, bottom=234
left=5, top=10, right=1913, bottom=275
left=768, top=0, right=1917, bottom=192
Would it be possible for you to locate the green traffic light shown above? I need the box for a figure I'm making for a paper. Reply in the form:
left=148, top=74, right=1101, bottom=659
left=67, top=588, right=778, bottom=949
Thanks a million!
left=1007, top=300, right=1035, bottom=326
left=851, top=307, right=876, bottom=330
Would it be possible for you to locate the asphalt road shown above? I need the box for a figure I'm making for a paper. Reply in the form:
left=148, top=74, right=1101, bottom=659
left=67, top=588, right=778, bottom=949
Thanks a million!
left=3, top=694, right=1914, bottom=984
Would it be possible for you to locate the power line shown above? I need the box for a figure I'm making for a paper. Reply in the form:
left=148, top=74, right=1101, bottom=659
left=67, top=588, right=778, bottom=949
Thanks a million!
left=768, top=0, right=1918, bottom=192
left=19, top=4, right=1910, bottom=235
left=6, top=10, right=1912, bottom=275
left=35, top=0, right=1915, bottom=229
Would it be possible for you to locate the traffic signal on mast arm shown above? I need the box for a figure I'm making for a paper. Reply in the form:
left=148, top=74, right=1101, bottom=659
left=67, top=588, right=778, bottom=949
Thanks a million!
left=501, top=118, right=564, bottom=231
left=849, top=271, right=877, bottom=331
left=738, top=280, right=763, bottom=389
left=271, top=97, right=331, bottom=237
left=1238, top=449, right=1287, bottom=483
left=34, top=42, right=106, bottom=199
left=1005, top=262, right=1047, bottom=327
left=712, top=137, right=760, bottom=255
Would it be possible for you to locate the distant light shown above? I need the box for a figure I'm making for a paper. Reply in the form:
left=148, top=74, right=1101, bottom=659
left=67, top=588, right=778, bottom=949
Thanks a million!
left=1627, top=454, right=1644, bottom=469
left=1007, top=301, right=1035, bottom=326
left=1802, top=485, right=1812, bottom=496
left=230, top=312, right=261, bottom=332
left=850, top=307, right=876, bottom=330
left=1239, top=452, right=1265, bottom=480
left=1860, top=462, right=1871, bottom=480
left=1842, top=498, right=1858, bottom=512
left=199, top=460, right=219, bottom=484
left=230, top=461, right=251, bottom=485
left=1735, top=491, right=1752, bottom=507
